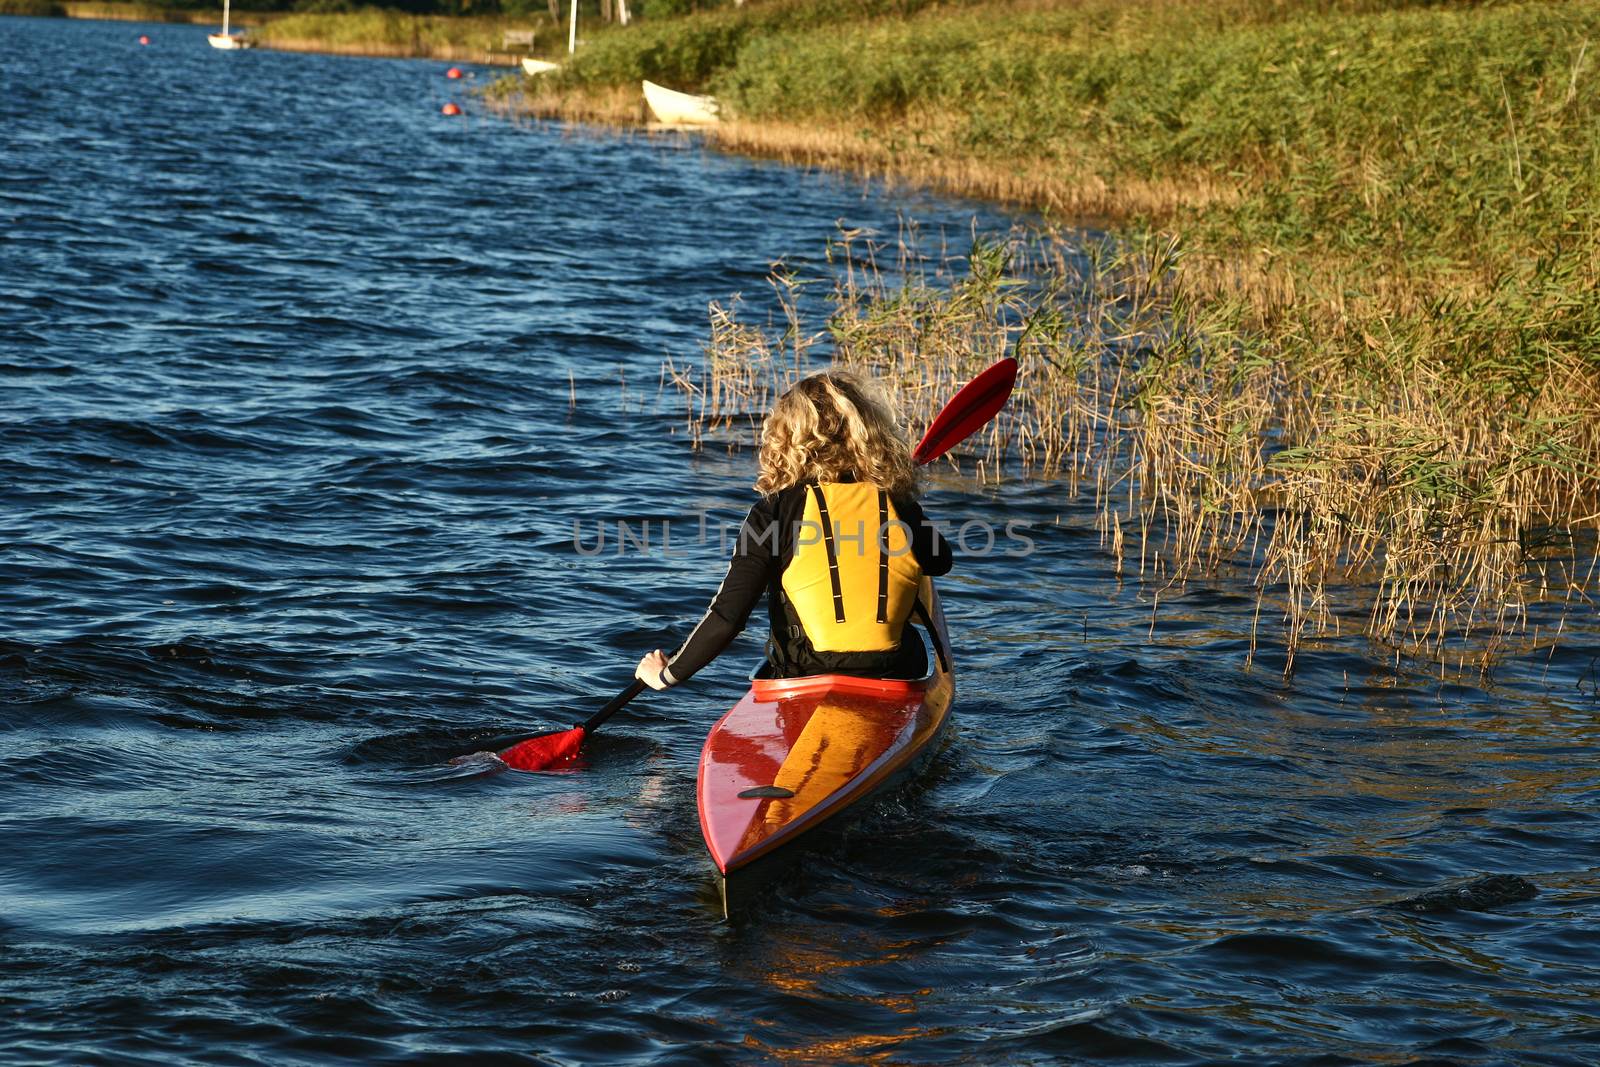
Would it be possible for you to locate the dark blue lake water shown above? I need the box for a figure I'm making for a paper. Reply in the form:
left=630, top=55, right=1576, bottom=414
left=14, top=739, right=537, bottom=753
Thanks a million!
left=3, top=14, right=1599, bottom=1066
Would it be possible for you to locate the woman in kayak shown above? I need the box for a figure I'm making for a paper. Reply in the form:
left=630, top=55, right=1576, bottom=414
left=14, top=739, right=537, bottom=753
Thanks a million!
left=635, top=371, right=952, bottom=690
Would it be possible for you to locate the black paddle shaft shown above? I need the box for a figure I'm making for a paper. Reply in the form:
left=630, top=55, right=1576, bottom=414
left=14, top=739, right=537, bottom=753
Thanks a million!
left=483, top=677, right=648, bottom=755
left=583, top=678, right=648, bottom=734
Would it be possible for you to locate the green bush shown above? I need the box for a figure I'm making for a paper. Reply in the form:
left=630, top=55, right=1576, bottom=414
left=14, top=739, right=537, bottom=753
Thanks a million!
left=703, top=0, right=1600, bottom=277
left=292, top=0, right=359, bottom=12
left=561, top=0, right=977, bottom=88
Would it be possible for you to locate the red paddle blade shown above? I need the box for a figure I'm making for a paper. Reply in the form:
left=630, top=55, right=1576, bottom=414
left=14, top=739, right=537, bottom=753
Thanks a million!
left=913, top=356, right=1018, bottom=465
left=499, top=726, right=587, bottom=771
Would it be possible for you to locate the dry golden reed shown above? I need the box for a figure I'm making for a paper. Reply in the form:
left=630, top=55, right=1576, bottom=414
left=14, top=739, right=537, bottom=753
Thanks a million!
left=669, top=229, right=1600, bottom=675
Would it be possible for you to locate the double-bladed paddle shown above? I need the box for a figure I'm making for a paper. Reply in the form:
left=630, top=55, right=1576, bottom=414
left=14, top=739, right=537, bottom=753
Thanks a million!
left=492, top=355, right=1019, bottom=772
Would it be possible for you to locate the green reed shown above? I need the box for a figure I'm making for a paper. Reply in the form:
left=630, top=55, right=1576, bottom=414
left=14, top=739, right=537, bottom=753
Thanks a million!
left=671, top=228, right=1599, bottom=674
left=0, top=0, right=61, bottom=15
left=251, top=8, right=525, bottom=55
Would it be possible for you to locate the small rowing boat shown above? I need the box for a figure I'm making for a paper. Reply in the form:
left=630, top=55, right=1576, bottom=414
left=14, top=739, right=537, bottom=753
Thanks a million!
left=642, top=79, right=720, bottom=126
left=696, top=577, right=953, bottom=915
left=521, top=58, right=560, bottom=76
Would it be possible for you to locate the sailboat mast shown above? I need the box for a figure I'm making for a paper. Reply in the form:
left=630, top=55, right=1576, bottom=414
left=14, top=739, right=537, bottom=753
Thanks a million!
left=221, top=0, right=230, bottom=36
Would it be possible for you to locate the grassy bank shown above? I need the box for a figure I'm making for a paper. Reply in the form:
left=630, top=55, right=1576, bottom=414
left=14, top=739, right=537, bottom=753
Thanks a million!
left=520, top=0, right=1599, bottom=670
left=0, top=0, right=207, bottom=19
left=0, top=0, right=314, bottom=24
left=250, top=9, right=544, bottom=63
left=0, top=0, right=295, bottom=22
left=0, top=2, right=541, bottom=61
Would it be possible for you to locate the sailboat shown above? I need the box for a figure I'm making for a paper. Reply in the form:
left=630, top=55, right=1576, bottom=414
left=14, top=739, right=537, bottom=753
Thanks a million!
left=207, top=0, right=252, bottom=49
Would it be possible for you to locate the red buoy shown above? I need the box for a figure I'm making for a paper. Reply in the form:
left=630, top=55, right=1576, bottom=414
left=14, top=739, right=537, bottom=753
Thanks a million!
left=441, top=102, right=462, bottom=116
left=138, top=34, right=150, bottom=44
left=446, top=67, right=462, bottom=79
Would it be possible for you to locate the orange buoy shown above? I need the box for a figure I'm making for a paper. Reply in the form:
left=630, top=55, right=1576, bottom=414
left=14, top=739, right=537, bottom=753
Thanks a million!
left=138, top=34, right=150, bottom=44
left=441, top=102, right=462, bottom=116
left=446, top=67, right=462, bottom=79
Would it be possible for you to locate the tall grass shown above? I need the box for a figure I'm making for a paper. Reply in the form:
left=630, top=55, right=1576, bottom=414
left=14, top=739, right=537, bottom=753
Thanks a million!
left=532, top=0, right=1599, bottom=302
left=13, top=2, right=292, bottom=21
left=524, top=0, right=1600, bottom=669
left=205, top=0, right=1600, bottom=669
left=672, top=231, right=1599, bottom=672
left=553, top=0, right=978, bottom=88
left=252, top=8, right=534, bottom=60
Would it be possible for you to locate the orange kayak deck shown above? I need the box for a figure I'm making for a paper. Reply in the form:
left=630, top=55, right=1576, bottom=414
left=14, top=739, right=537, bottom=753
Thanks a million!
left=695, top=580, right=953, bottom=903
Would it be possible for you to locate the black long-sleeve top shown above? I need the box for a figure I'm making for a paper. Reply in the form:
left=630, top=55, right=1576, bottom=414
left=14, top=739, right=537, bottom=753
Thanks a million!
left=664, top=483, right=952, bottom=683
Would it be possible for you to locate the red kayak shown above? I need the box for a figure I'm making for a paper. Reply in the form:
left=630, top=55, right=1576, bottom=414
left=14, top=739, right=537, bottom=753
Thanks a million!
left=696, top=578, right=954, bottom=915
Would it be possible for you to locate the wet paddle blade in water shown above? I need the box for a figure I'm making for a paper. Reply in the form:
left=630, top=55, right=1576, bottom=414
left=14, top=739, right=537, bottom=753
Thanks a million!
left=913, top=357, right=1018, bottom=464
left=499, top=727, right=587, bottom=771
left=476, top=680, right=647, bottom=773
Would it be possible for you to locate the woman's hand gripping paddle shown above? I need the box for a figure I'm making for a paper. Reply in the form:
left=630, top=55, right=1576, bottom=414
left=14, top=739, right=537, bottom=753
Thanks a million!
left=491, top=356, right=1018, bottom=772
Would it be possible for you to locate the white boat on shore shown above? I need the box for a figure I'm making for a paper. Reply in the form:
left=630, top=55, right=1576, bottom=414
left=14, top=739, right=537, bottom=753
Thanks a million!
left=521, top=58, right=561, bottom=76
left=207, top=0, right=251, bottom=48
left=642, top=79, right=720, bottom=125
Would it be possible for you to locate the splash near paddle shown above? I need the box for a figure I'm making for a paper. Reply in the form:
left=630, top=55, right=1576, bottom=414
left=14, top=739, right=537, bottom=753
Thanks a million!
left=493, top=678, right=646, bottom=771
left=483, top=356, right=1017, bottom=774
left=498, top=724, right=586, bottom=770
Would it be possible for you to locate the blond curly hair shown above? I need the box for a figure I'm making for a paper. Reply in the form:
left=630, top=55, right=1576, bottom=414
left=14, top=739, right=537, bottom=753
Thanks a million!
left=755, top=371, right=917, bottom=498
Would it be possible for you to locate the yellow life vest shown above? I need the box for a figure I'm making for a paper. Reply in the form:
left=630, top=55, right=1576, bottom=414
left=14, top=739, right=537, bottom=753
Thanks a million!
left=781, top=482, right=922, bottom=652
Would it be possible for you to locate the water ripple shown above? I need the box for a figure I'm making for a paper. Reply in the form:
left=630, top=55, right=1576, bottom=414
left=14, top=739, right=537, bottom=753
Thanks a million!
left=2, top=14, right=1599, bottom=1066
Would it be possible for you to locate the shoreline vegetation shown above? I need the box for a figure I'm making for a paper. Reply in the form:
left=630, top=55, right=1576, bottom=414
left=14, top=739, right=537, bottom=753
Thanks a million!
left=0, top=0, right=253, bottom=20
left=16, top=0, right=1597, bottom=670
left=506, top=0, right=1599, bottom=672
left=250, top=13, right=526, bottom=64
left=677, top=229, right=1599, bottom=674
left=0, top=0, right=535, bottom=62
left=247, top=7, right=568, bottom=64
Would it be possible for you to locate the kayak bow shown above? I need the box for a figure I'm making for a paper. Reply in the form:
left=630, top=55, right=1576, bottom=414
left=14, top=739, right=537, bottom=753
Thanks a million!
left=696, top=577, right=954, bottom=915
